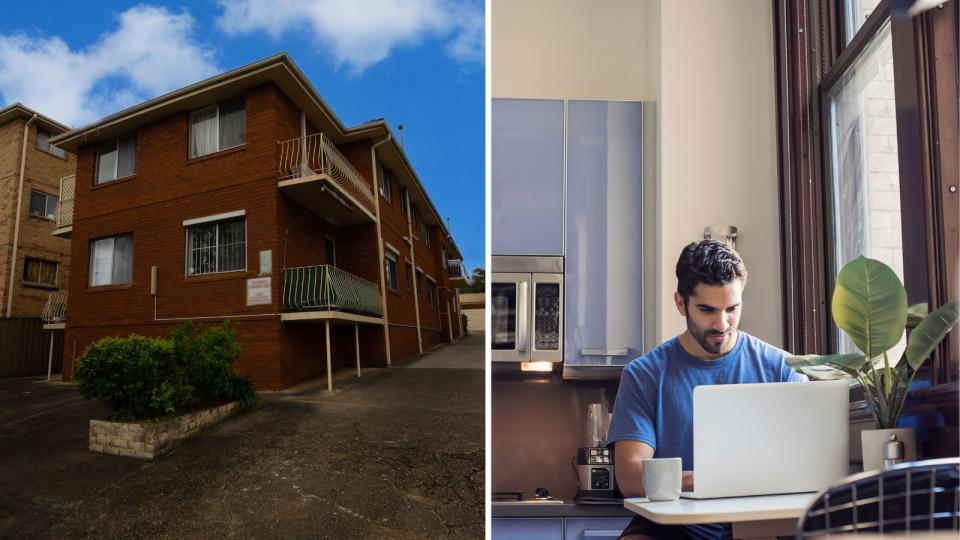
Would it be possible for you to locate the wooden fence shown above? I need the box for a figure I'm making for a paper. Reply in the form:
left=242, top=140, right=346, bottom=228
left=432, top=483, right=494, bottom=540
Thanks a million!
left=0, top=318, right=64, bottom=377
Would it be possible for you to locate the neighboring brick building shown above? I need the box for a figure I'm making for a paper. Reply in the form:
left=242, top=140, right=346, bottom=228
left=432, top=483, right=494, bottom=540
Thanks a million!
left=0, top=104, right=74, bottom=319
left=49, top=54, right=467, bottom=390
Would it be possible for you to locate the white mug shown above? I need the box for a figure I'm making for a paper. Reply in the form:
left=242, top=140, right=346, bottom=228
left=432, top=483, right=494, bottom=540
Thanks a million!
left=642, top=457, right=682, bottom=501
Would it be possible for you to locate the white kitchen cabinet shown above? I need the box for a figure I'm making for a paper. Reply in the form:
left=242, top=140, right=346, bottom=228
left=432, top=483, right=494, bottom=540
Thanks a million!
left=563, top=101, right=647, bottom=375
left=492, top=99, right=565, bottom=256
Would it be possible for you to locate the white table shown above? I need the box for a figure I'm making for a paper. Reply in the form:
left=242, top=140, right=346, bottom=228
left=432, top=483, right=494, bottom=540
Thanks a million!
left=624, top=493, right=817, bottom=539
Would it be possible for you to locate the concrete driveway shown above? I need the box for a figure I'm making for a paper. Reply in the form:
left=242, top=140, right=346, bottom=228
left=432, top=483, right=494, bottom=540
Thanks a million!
left=0, top=333, right=485, bottom=539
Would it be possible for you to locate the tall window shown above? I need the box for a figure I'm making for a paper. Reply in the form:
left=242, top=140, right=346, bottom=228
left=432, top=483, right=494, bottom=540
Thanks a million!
left=190, top=98, right=246, bottom=158
left=96, top=134, right=136, bottom=184
left=379, top=166, right=393, bottom=204
left=400, top=187, right=410, bottom=216
left=384, top=253, right=399, bottom=291
left=36, top=128, right=67, bottom=159
left=89, top=234, right=133, bottom=286
left=324, top=237, right=336, bottom=267
left=426, top=277, right=438, bottom=308
left=827, top=22, right=902, bottom=354
left=405, top=261, right=413, bottom=291
left=29, top=190, right=58, bottom=220
left=420, top=218, right=431, bottom=247
left=186, top=217, right=246, bottom=276
left=23, top=257, right=58, bottom=287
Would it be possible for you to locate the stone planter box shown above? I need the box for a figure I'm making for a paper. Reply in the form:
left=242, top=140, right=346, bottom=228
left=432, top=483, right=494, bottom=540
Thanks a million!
left=89, top=402, right=240, bottom=460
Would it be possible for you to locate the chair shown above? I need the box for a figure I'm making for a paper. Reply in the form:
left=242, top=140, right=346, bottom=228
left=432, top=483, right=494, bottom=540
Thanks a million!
left=796, top=457, right=959, bottom=537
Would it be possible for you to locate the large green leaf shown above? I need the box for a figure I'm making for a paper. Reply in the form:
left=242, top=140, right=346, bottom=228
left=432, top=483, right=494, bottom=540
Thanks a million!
left=905, top=300, right=960, bottom=371
left=907, top=303, right=928, bottom=328
left=786, top=353, right=866, bottom=374
left=832, top=256, right=907, bottom=358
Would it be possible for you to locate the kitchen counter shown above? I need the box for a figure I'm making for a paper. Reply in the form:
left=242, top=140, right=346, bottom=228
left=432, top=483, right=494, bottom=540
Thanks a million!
left=492, top=501, right=634, bottom=518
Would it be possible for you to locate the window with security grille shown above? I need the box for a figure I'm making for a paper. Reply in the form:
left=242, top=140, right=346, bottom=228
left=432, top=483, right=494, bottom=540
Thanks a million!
left=186, top=218, right=246, bottom=276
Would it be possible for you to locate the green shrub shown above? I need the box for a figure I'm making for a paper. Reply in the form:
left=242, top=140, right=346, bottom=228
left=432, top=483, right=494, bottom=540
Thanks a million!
left=461, top=314, right=469, bottom=335
left=167, top=321, right=258, bottom=408
left=75, top=322, right=259, bottom=422
left=74, top=336, right=186, bottom=422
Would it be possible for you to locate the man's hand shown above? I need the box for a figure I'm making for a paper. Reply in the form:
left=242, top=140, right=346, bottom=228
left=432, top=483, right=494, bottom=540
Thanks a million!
left=614, top=440, right=655, bottom=497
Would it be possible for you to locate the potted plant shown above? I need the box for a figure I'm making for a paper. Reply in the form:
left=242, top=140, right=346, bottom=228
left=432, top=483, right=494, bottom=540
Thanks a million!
left=787, top=256, right=958, bottom=470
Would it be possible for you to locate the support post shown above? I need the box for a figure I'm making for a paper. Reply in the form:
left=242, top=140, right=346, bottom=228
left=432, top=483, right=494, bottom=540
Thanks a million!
left=325, top=320, right=333, bottom=392
left=355, top=323, right=361, bottom=378
left=47, top=331, right=55, bottom=381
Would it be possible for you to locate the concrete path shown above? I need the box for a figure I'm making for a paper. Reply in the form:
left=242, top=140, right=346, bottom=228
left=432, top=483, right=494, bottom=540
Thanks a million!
left=0, top=333, right=485, bottom=539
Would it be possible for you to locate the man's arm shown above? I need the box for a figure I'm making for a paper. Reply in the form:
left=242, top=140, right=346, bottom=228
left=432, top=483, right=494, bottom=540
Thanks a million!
left=615, top=440, right=694, bottom=497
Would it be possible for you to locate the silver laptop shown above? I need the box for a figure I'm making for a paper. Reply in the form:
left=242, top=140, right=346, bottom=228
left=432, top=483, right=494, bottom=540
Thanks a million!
left=680, top=380, right=849, bottom=499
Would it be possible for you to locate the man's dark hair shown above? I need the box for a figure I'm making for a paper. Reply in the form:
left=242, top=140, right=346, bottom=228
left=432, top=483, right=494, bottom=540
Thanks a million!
left=675, top=240, right=748, bottom=304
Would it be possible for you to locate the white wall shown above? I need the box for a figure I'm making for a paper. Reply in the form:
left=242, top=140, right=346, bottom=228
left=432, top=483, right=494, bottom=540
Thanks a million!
left=491, top=0, right=785, bottom=349
left=658, top=0, right=783, bottom=347
left=492, top=0, right=659, bottom=100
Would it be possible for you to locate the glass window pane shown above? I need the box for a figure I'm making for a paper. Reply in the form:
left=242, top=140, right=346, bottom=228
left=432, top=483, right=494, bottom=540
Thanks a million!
left=36, top=129, right=50, bottom=150
left=23, top=259, right=40, bottom=283
left=845, top=0, right=882, bottom=45
left=827, top=22, right=903, bottom=354
left=39, top=261, right=57, bottom=286
left=45, top=196, right=58, bottom=220
left=112, top=234, right=133, bottom=284
left=191, top=107, right=218, bottom=157
left=219, top=99, right=245, bottom=149
left=117, top=135, right=136, bottom=178
left=90, top=237, right=114, bottom=286
left=29, top=191, right=45, bottom=217
left=96, top=140, right=118, bottom=184
left=217, top=219, right=245, bottom=272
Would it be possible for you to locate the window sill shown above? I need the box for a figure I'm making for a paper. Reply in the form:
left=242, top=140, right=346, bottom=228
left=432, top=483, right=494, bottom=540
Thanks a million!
left=92, top=175, right=136, bottom=190
left=22, top=282, right=58, bottom=290
left=36, top=148, right=70, bottom=161
left=86, top=283, right=133, bottom=293
left=27, top=214, right=56, bottom=223
left=184, top=270, right=251, bottom=284
left=186, top=144, right=247, bottom=165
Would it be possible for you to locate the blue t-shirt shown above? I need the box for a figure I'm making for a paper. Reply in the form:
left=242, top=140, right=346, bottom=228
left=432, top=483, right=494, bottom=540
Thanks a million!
left=607, top=331, right=804, bottom=471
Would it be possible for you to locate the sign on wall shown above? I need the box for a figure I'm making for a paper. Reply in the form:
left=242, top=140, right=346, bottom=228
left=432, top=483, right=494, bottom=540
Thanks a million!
left=246, top=277, right=271, bottom=306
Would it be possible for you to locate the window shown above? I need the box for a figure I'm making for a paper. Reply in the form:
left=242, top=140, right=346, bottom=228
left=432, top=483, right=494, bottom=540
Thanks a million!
left=441, top=248, right=447, bottom=269
left=426, top=277, right=438, bottom=308
left=384, top=253, right=399, bottom=291
left=379, top=165, right=393, bottom=204
left=400, top=187, right=410, bottom=216
left=844, top=0, right=881, bottom=45
left=29, top=190, right=58, bottom=220
left=96, top=134, right=136, bottom=184
left=186, top=216, right=246, bottom=276
left=826, top=22, right=902, bottom=354
left=89, top=234, right=133, bottom=286
left=190, top=98, right=246, bottom=158
left=420, top=219, right=431, bottom=247
left=325, top=237, right=336, bottom=267
left=23, top=257, right=58, bottom=287
left=36, top=128, right=67, bottom=159
left=405, top=261, right=413, bottom=291
left=416, top=269, right=424, bottom=298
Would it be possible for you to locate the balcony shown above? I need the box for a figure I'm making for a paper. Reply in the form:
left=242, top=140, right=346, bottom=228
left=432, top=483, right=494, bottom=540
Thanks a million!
left=448, top=259, right=468, bottom=284
left=277, top=134, right=376, bottom=225
left=53, top=174, right=74, bottom=237
left=41, top=291, right=67, bottom=329
left=281, top=265, right=383, bottom=323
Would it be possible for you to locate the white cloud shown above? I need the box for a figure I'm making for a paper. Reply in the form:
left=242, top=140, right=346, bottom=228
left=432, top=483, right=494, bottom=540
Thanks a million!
left=216, top=0, right=484, bottom=72
left=0, top=5, right=219, bottom=126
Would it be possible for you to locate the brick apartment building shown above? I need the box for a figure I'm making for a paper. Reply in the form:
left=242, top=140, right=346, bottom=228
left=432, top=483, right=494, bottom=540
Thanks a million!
left=0, top=104, right=74, bottom=319
left=47, top=54, right=468, bottom=390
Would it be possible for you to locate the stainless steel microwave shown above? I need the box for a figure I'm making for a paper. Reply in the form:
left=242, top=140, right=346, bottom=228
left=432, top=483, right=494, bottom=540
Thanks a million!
left=491, top=256, right=563, bottom=363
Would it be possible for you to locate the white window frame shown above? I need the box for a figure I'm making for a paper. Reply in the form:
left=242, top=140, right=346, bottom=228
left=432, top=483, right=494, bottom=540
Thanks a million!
left=29, top=190, right=58, bottom=221
left=384, top=252, right=399, bottom=291
left=184, top=211, right=247, bottom=277
left=189, top=100, right=246, bottom=159
left=95, top=134, right=136, bottom=185
left=89, top=234, right=133, bottom=287
left=379, top=165, right=393, bottom=204
left=22, top=257, right=59, bottom=287
left=426, top=275, right=438, bottom=308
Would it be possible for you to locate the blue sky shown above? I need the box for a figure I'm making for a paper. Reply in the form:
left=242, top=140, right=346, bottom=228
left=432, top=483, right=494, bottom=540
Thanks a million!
left=0, top=0, right=485, bottom=272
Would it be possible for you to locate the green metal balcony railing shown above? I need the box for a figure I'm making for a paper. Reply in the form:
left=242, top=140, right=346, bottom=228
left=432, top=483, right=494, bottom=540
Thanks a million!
left=282, top=265, right=383, bottom=317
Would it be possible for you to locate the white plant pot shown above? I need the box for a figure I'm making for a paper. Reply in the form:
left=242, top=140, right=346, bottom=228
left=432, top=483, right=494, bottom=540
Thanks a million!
left=861, top=427, right=917, bottom=471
